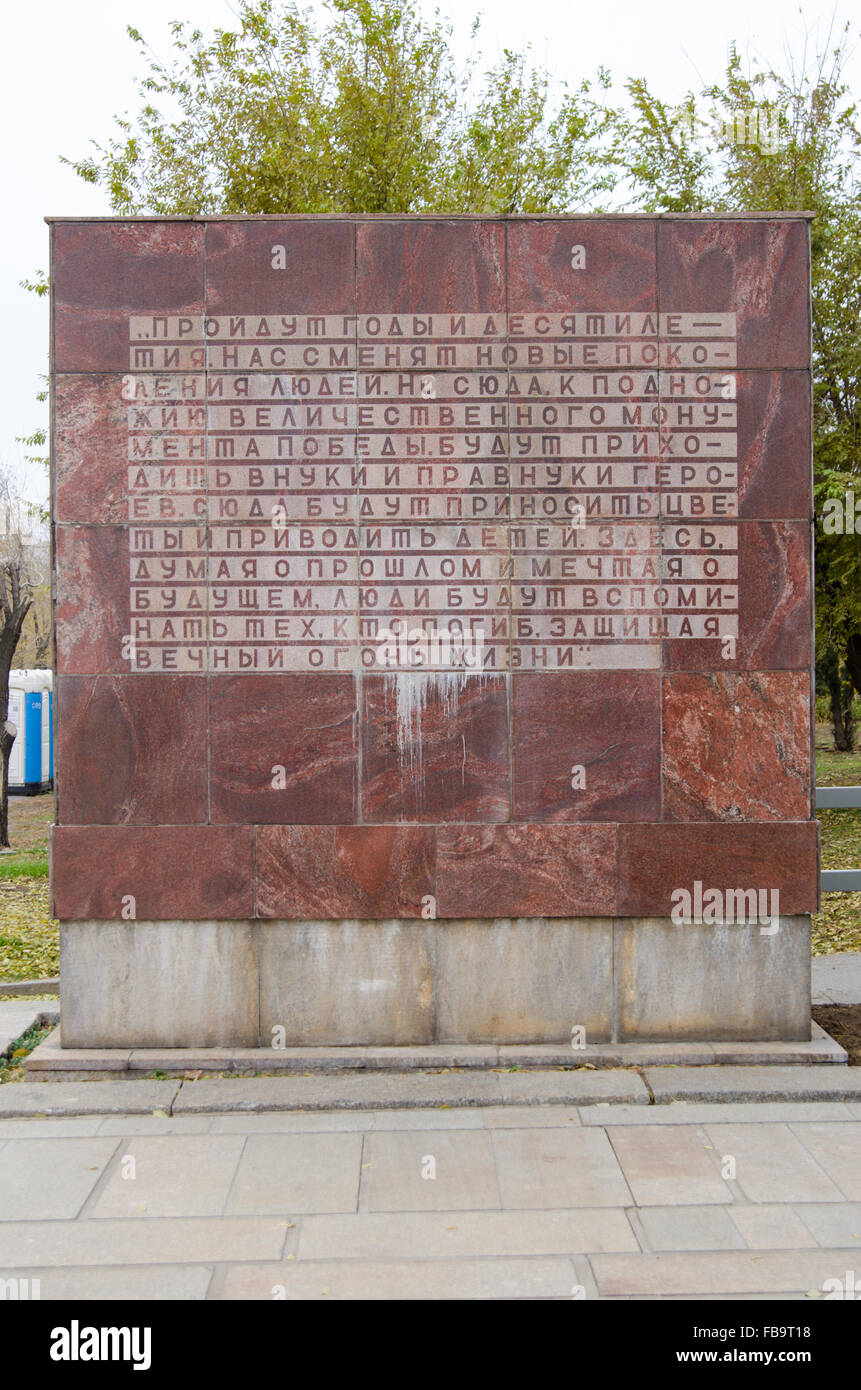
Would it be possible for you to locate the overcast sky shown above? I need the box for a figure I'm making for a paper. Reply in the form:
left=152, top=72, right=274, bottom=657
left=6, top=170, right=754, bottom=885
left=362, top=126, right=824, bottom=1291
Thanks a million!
left=1, top=0, right=857, bottom=508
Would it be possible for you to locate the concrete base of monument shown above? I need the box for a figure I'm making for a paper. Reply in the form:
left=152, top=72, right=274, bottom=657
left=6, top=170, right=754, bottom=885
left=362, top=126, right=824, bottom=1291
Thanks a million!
left=57, top=915, right=816, bottom=1050
left=26, top=1020, right=847, bottom=1080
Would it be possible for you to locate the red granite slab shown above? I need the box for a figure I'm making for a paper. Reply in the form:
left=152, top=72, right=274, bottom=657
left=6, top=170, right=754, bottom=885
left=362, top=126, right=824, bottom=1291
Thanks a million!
left=360, top=673, right=509, bottom=822
left=54, top=375, right=129, bottom=524
left=617, top=821, right=819, bottom=915
left=54, top=526, right=130, bottom=675
left=735, top=371, right=811, bottom=519
left=56, top=674, right=208, bottom=825
left=209, top=673, right=357, bottom=824
left=657, top=219, right=809, bottom=368
left=436, top=824, right=617, bottom=917
left=507, top=220, right=657, bottom=312
left=661, top=520, right=811, bottom=671
left=662, top=672, right=811, bottom=821
left=512, top=671, right=661, bottom=821
left=357, top=221, right=506, bottom=313
left=206, top=220, right=356, bottom=315
left=53, top=222, right=205, bottom=373
left=52, top=826, right=254, bottom=920
left=257, top=825, right=435, bottom=918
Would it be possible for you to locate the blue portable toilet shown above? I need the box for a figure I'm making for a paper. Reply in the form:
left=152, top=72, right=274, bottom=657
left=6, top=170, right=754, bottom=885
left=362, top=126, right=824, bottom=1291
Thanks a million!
left=8, top=670, right=53, bottom=795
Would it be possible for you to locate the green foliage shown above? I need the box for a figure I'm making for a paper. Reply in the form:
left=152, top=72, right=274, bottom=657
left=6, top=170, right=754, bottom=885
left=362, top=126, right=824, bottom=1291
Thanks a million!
left=44, top=7, right=861, bottom=734
left=610, top=26, right=861, bottom=746
left=65, top=0, right=615, bottom=215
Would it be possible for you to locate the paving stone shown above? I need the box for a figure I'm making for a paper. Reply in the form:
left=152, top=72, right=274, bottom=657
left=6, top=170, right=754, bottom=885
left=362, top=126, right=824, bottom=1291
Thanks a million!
left=478, top=1107, right=582, bottom=1129
left=297, top=1208, right=638, bottom=1260
left=96, top=1116, right=214, bottom=1135
left=497, top=1070, right=648, bottom=1106
left=636, top=1206, right=746, bottom=1251
left=645, top=1066, right=861, bottom=1104
left=0, top=1118, right=106, bottom=1138
left=500, top=1044, right=720, bottom=1067
left=0, top=1137, right=120, bottom=1219
left=0, top=1217, right=290, bottom=1268
left=607, top=1126, right=732, bottom=1206
left=209, top=1111, right=374, bottom=1133
left=27, top=1028, right=130, bottom=1073
left=592, top=1249, right=861, bottom=1296
left=0, top=1002, right=48, bottom=1054
left=0, top=1081, right=178, bottom=1117
left=365, top=1109, right=487, bottom=1130
left=703, top=1123, right=844, bottom=1203
left=172, top=1073, right=501, bottom=1112
left=89, top=1136, right=246, bottom=1219
left=9, top=1265, right=213, bottom=1300
left=127, top=1049, right=236, bottom=1073
left=579, top=1101, right=858, bottom=1125
left=224, top=1133, right=363, bottom=1215
left=362, top=1131, right=500, bottom=1212
left=787, top=1122, right=861, bottom=1199
left=217, top=1257, right=577, bottom=1300
left=810, top=951, right=861, bottom=1005
left=362, top=1046, right=499, bottom=1070
left=793, top=1203, right=861, bottom=1248
left=602, top=1291, right=810, bottom=1302
left=491, top=1126, right=632, bottom=1209
left=709, top=1037, right=847, bottom=1065
left=728, top=1204, right=819, bottom=1250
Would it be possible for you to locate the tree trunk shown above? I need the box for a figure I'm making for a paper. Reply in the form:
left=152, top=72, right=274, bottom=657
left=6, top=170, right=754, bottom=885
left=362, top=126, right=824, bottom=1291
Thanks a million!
left=0, top=720, right=14, bottom=848
left=0, top=597, right=32, bottom=848
left=826, top=657, right=856, bottom=753
left=846, top=632, right=861, bottom=702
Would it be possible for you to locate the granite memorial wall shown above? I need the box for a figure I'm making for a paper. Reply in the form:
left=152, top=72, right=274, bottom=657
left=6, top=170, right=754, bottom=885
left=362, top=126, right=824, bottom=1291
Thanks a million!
left=49, top=214, right=817, bottom=1047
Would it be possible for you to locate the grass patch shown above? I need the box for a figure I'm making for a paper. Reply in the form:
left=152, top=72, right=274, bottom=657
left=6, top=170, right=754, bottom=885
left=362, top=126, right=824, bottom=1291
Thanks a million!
left=812, top=732, right=861, bottom=954
left=0, top=859, right=49, bottom=879
left=0, top=878, right=59, bottom=980
left=815, top=723, right=861, bottom=787
left=0, top=1018, right=54, bottom=1084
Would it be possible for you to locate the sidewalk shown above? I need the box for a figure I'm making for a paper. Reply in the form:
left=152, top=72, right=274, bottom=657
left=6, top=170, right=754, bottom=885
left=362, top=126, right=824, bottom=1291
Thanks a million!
left=1, top=1099, right=860, bottom=1299
left=2, top=960, right=860, bottom=1300
left=812, top=952, right=861, bottom=1005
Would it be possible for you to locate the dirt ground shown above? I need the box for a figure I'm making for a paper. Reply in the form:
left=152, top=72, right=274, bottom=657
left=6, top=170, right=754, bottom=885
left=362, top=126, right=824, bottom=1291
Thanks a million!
left=812, top=1005, right=861, bottom=1065
left=4, top=791, right=54, bottom=858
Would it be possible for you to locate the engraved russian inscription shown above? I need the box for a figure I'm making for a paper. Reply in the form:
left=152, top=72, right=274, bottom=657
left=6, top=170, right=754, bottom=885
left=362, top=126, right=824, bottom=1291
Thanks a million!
left=126, top=311, right=738, bottom=672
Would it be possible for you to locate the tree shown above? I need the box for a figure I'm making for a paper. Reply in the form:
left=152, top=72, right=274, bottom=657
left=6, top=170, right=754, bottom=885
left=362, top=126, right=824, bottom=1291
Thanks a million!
left=56, top=1, right=861, bottom=755
left=64, top=0, right=614, bottom=216
left=609, top=26, right=861, bottom=749
left=0, top=478, right=43, bottom=846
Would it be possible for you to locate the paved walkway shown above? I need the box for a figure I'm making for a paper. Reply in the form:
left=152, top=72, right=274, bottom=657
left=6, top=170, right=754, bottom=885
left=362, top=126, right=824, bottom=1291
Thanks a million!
left=812, top=951, right=861, bottom=1005
left=1, top=1100, right=860, bottom=1299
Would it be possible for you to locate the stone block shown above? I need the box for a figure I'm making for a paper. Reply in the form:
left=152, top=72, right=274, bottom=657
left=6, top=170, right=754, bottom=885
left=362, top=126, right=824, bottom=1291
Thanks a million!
left=56, top=674, right=208, bottom=825
left=434, top=918, right=613, bottom=1043
left=53, top=832, right=255, bottom=921
left=60, top=922, right=258, bottom=1047
left=512, top=671, right=661, bottom=822
left=257, top=827, right=434, bottom=919
left=436, top=827, right=618, bottom=918
left=260, top=920, right=434, bottom=1046
left=615, top=917, right=811, bottom=1041
left=53, top=221, right=204, bottom=373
